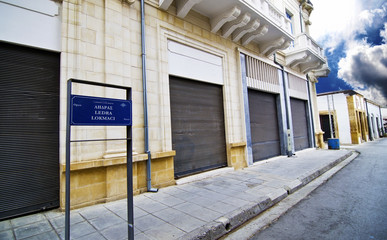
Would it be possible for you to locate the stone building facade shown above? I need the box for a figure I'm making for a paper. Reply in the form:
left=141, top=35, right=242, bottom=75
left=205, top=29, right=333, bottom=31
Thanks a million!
left=0, top=0, right=328, bottom=218
left=317, top=90, right=381, bottom=145
left=365, top=99, right=384, bottom=141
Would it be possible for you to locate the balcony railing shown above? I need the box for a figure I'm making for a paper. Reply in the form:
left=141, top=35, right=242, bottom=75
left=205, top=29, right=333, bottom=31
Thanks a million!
left=159, top=0, right=294, bottom=56
left=286, top=33, right=325, bottom=59
left=245, top=0, right=292, bottom=35
left=283, top=33, right=327, bottom=74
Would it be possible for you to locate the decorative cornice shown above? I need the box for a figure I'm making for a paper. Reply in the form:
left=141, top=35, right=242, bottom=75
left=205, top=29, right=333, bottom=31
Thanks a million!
left=312, top=63, right=331, bottom=77
left=287, top=52, right=310, bottom=68
left=260, top=37, right=285, bottom=56
left=159, top=0, right=173, bottom=10
left=122, top=0, right=135, bottom=5
left=307, top=72, right=319, bottom=83
left=176, top=0, right=203, bottom=18
left=232, top=19, right=260, bottom=42
left=210, top=6, right=241, bottom=33
left=241, top=24, right=268, bottom=46
left=300, top=60, right=322, bottom=74
left=222, top=13, right=251, bottom=38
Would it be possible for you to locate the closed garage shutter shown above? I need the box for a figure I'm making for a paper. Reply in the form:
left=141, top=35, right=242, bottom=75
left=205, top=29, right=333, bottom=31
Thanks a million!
left=290, top=98, right=310, bottom=151
left=169, top=76, right=227, bottom=178
left=248, top=89, right=281, bottom=162
left=0, top=42, right=60, bottom=220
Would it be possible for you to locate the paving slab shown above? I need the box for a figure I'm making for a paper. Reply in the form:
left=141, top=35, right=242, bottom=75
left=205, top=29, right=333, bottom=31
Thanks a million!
left=0, top=220, right=11, bottom=232
left=48, top=213, right=84, bottom=229
left=142, top=222, right=185, bottom=240
left=100, top=222, right=128, bottom=240
left=76, top=232, right=106, bottom=240
left=57, top=221, right=96, bottom=240
left=134, top=214, right=167, bottom=232
left=153, top=208, right=205, bottom=233
left=13, top=220, right=53, bottom=240
left=22, top=230, right=60, bottom=240
left=88, top=212, right=125, bottom=231
left=0, top=229, right=14, bottom=240
left=10, top=214, right=45, bottom=228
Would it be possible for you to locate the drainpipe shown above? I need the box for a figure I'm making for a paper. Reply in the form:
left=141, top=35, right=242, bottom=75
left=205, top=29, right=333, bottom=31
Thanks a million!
left=274, top=54, right=293, bottom=157
left=141, top=0, right=158, bottom=192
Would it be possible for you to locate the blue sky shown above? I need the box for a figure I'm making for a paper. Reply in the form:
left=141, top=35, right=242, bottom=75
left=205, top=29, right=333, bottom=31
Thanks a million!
left=310, top=0, right=387, bottom=106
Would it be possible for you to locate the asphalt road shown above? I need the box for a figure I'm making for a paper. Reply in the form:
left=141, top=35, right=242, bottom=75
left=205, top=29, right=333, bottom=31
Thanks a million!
left=251, top=138, right=387, bottom=240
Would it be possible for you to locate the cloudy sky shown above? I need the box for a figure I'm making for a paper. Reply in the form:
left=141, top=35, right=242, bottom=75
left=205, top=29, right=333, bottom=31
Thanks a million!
left=309, top=0, right=387, bottom=107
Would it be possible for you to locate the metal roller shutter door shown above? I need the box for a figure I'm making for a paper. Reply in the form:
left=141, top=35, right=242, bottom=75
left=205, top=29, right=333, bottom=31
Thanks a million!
left=0, top=42, right=60, bottom=220
left=248, top=89, right=281, bottom=162
left=290, top=98, right=310, bottom=151
left=169, top=76, right=227, bottom=178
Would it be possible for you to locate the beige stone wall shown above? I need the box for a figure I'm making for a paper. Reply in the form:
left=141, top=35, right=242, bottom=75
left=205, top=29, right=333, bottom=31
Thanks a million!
left=61, top=0, right=251, bottom=160
left=150, top=3, right=258, bottom=171
left=59, top=0, right=254, bottom=209
left=60, top=151, right=175, bottom=209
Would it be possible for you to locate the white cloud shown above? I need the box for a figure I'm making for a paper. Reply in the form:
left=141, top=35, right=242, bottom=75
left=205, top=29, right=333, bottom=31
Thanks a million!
left=337, top=25, right=387, bottom=106
left=358, top=5, right=386, bottom=29
left=310, top=1, right=386, bottom=50
left=311, top=1, right=387, bottom=106
left=310, top=0, right=363, bottom=47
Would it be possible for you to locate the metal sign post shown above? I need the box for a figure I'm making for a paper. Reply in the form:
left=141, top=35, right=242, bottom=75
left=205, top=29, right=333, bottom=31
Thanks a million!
left=65, top=78, right=134, bottom=240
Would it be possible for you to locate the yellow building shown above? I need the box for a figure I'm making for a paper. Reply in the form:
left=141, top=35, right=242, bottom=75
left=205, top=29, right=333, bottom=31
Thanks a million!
left=0, top=0, right=329, bottom=218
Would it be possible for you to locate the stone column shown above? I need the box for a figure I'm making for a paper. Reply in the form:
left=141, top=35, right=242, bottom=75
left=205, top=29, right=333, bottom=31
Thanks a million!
left=308, top=73, right=325, bottom=148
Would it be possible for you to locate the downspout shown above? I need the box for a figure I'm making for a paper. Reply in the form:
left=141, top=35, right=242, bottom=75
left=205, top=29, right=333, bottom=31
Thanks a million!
left=141, top=0, right=158, bottom=192
left=306, top=74, right=316, bottom=147
left=274, top=54, right=293, bottom=157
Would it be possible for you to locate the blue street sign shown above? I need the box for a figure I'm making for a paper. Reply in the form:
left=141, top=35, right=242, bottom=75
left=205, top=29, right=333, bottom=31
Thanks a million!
left=70, top=95, right=132, bottom=126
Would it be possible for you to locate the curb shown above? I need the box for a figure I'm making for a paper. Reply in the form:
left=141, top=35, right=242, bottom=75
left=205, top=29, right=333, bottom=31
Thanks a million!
left=297, top=151, right=353, bottom=186
left=179, top=150, right=357, bottom=240
left=223, top=150, right=359, bottom=240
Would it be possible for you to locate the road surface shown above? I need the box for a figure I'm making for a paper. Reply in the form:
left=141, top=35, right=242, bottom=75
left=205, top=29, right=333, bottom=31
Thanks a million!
left=251, top=139, right=387, bottom=240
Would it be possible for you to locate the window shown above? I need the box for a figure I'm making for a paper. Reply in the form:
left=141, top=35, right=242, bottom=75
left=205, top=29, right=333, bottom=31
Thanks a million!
left=286, top=10, right=294, bottom=47
left=286, top=11, right=293, bottom=34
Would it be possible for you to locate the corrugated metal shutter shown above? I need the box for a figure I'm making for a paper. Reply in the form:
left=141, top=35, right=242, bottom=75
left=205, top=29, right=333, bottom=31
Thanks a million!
left=169, top=76, right=227, bottom=178
left=248, top=89, right=281, bottom=161
left=290, top=98, right=310, bottom=151
left=0, top=42, right=60, bottom=220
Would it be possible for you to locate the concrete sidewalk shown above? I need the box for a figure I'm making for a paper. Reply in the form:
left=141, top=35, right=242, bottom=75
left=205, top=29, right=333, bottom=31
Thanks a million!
left=0, top=148, right=356, bottom=240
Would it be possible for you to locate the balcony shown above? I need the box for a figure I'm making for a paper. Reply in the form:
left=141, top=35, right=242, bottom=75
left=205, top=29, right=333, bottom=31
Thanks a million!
left=159, top=0, right=294, bottom=56
left=283, top=33, right=328, bottom=74
left=312, top=61, right=330, bottom=77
